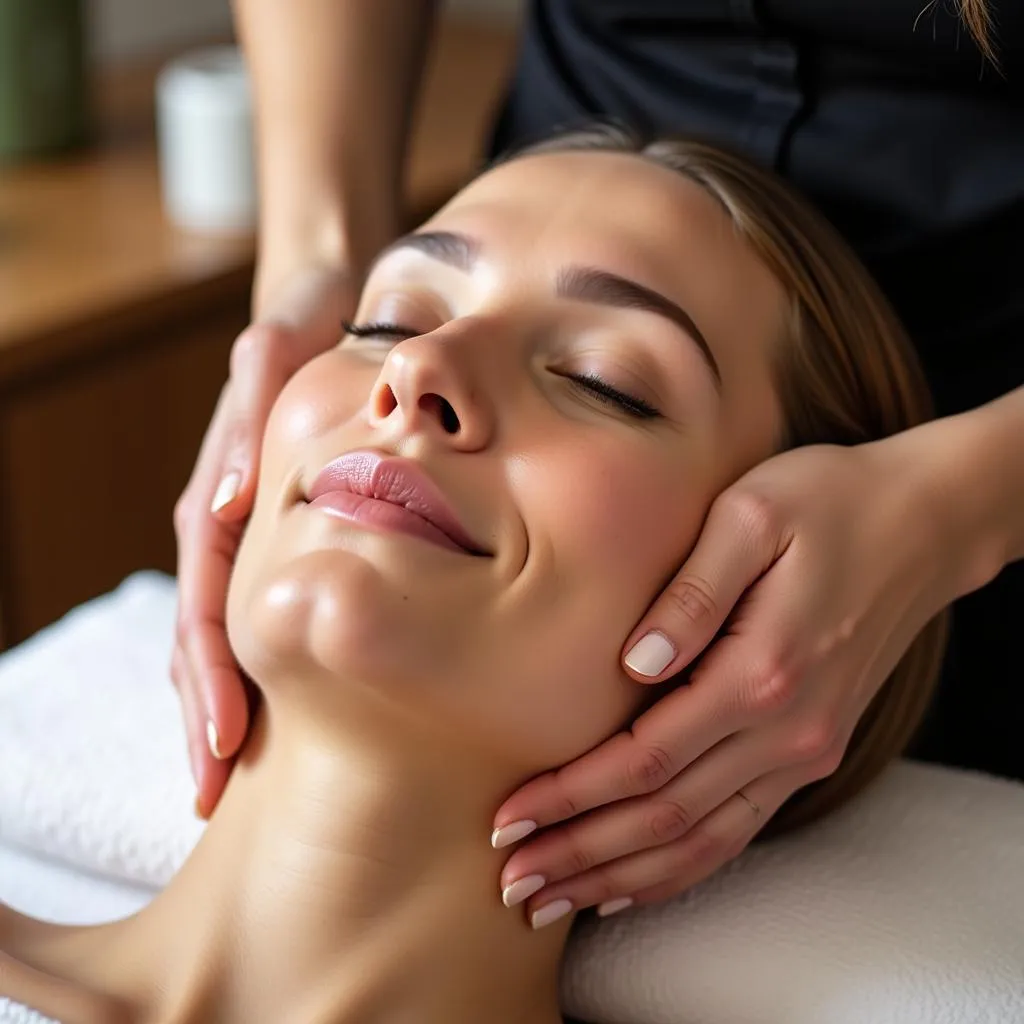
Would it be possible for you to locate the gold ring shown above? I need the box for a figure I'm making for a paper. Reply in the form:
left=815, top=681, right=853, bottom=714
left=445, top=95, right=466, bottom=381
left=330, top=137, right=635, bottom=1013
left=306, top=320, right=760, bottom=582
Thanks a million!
left=736, top=789, right=761, bottom=819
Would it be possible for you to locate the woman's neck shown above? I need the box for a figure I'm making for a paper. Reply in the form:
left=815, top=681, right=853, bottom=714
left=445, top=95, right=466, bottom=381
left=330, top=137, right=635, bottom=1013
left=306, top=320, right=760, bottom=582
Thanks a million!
left=77, top=698, right=568, bottom=1024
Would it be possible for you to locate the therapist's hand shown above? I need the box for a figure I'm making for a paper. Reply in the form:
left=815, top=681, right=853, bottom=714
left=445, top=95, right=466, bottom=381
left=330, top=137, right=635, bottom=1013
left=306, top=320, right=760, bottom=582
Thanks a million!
left=493, top=428, right=985, bottom=927
left=172, top=263, right=354, bottom=817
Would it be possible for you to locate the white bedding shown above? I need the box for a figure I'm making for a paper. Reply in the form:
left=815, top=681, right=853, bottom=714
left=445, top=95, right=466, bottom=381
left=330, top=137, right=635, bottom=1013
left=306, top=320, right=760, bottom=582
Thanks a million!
left=1, top=572, right=1023, bottom=1024
left=0, top=842, right=154, bottom=926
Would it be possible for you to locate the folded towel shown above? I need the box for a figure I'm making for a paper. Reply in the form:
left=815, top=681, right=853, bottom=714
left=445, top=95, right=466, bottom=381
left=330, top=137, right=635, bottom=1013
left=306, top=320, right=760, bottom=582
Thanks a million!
left=1, top=573, right=1022, bottom=1024
left=0, top=1000, right=55, bottom=1024
left=0, top=572, right=201, bottom=887
left=562, top=760, right=1024, bottom=1023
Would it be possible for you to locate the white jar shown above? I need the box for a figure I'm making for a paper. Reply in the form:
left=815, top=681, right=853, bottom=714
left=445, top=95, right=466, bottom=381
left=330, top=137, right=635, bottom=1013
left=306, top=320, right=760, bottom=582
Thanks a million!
left=155, top=46, right=257, bottom=234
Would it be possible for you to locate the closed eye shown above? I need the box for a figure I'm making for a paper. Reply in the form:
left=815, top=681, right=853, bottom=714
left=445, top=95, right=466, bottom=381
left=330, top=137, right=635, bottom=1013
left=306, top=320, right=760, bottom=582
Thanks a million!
left=343, top=321, right=660, bottom=420
left=341, top=319, right=420, bottom=341
left=568, top=372, right=660, bottom=419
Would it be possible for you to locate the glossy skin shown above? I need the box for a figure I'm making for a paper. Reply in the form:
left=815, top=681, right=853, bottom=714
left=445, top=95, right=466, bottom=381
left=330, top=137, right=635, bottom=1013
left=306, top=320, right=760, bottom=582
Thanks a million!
left=175, top=0, right=1024, bottom=930
left=226, top=149, right=785, bottom=777
left=0, top=148, right=788, bottom=1024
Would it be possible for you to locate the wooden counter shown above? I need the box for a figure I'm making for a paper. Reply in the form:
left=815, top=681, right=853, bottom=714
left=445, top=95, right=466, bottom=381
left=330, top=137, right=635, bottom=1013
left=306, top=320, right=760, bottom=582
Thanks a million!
left=0, top=18, right=516, bottom=647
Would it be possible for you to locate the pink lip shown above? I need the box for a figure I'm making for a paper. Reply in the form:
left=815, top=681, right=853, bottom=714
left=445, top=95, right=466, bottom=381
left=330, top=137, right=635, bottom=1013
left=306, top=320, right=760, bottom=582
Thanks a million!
left=305, top=451, right=489, bottom=556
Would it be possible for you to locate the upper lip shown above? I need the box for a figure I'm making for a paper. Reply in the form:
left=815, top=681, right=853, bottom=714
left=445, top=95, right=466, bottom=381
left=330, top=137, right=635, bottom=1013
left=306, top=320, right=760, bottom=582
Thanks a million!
left=305, top=450, right=490, bottom=556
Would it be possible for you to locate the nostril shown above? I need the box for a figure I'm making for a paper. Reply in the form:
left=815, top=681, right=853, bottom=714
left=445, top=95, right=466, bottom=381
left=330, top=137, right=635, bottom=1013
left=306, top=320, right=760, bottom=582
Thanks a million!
left=439, top=398, right=460, bottom=434
left=375, top=383, right=399, bottom=418
left=419, top=393, right=460, bottom=435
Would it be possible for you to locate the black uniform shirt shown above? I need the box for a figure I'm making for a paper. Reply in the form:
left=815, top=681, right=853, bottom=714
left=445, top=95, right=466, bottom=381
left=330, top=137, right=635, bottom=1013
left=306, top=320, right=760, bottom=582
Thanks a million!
left=490, top=0, right=1024, bottom=416
left=489, top=0, right=1024, bottom=779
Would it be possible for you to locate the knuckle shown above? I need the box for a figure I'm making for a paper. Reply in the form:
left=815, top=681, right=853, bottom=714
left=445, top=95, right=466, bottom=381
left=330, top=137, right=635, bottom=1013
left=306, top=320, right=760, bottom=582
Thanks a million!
left=547, top=772, right=581, bottom=821
left=584, top=868, right=620, bottom=908
left=175, top=613, right=203, bottom=653
left=803, top=731, right=847, bottom=781
left=563, top=839, right=596, bottom=877
left=168, top=649, right=183, bottom=691
left=718, top=487, right=780, bottom=548
left=681, top=821, right=723, bottom=869
left=663, top=575, right=718, bottom=628
left=747, top=655, right=801, bottom=715
left=790, top=715, right=840, bottom=764
left=173, top=494, right=193, bottom=535
left=229, top=322, right=290, bottom=378
left=808, top=743, right=846, bottom=782
left=626, top=740, right=676, bottom=794
left=647, top=798, right=697, bottom=843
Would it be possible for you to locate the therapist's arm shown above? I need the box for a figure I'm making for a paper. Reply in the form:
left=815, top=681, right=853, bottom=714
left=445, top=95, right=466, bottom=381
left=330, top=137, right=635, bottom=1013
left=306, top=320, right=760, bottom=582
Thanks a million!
left=174, top=1, right=440, bottom=816
left=943, top=384, right=1024, bottom=580
left=235, top=0, right=439, bottom=308
left=488, top=383, right=1024, bottom=919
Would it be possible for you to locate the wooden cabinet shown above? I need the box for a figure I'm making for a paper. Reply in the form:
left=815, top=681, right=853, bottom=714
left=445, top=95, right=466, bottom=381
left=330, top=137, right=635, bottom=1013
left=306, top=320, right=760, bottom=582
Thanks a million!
left=0, top=294, right=245, bottom=646
left=0, top=18, right=515, bottom=648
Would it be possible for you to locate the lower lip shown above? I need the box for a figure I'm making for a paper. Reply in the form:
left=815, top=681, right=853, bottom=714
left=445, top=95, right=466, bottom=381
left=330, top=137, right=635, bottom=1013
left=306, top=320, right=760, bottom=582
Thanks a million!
left=308, top=491, right=470, bottom=554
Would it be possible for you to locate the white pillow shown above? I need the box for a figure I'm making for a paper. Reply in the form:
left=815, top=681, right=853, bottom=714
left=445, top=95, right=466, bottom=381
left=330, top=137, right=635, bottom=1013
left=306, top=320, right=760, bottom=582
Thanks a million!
left=1, top=573, right=1022, bottom=1024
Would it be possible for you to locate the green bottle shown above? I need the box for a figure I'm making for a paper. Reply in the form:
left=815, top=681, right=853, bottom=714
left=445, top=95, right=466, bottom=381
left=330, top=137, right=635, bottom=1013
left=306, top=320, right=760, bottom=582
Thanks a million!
left=0, top=0, right=90, bottom=162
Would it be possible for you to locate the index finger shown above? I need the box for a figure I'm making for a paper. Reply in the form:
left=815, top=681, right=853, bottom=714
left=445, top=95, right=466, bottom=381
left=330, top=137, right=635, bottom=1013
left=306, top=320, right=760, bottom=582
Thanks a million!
left=175, top=497, right=250, bottom=754
left=491, top=677, right=736, bottom=845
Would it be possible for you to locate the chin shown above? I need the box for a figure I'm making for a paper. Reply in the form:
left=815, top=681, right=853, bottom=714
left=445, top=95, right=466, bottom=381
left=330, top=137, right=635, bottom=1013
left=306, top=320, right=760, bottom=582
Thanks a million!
left=226, top=543, right=464, bottom=703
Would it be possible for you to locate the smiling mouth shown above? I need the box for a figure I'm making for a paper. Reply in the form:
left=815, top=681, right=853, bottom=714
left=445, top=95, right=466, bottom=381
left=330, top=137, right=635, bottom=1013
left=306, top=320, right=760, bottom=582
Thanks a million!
left=303, top=451, right=491, bottom=557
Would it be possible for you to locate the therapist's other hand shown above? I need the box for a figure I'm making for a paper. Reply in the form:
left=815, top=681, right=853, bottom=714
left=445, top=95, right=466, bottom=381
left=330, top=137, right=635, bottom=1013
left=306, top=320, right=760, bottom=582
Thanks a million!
left=172, top=264, right=354, bottom=817
left=494, top=431, right=975, bottom=926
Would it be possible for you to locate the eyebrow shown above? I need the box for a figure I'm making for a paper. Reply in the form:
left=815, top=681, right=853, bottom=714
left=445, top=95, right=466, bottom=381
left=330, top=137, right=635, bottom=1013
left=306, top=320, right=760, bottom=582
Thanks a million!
left=373, top=229, right=721, bottom=387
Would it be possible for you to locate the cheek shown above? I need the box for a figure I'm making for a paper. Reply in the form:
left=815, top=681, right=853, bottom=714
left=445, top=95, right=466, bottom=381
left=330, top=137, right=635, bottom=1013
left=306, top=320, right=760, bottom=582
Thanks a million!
left=517, top=435, right=711, bottom=603
left=480, top=436, right=713, bottom=767
left=264, top=349, right=376, bottom=453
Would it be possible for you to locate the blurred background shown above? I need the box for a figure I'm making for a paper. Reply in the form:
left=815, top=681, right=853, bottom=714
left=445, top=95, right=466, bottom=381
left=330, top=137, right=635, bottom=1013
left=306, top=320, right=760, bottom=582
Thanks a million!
left=0, top=0, right=521, bottom=650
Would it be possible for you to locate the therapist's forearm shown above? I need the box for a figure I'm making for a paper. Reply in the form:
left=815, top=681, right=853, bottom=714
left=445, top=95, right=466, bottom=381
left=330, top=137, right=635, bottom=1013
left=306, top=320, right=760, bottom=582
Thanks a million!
left=939, top=384, right=1024, bottom=593
left=973, top=385, right=1024, bottom=565
left=232, top=0, right=438, bottom=313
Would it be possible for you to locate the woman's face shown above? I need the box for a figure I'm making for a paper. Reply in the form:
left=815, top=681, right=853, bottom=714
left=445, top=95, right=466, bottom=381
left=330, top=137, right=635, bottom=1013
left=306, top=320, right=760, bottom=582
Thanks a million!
left=228, top=150, right=786, bottom=772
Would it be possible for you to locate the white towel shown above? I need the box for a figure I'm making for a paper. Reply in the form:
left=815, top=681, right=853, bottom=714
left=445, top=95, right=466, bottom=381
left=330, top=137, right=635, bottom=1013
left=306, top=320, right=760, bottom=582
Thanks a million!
left=0, top=1000, right=56, bottom=1024
left=0, top=572, right=202, bottom=887
left=562, top=760, right=1024, bottom=1024
left=1, top=572, right=1023, bottom=1024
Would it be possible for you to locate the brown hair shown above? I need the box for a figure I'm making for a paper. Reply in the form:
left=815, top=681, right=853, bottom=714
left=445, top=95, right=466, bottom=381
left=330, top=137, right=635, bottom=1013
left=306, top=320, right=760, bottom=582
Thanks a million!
left=510, top=126, right=949, bottom=836
left=957, top=0, right=996, bottom=63
left=920, top=0, right=997, bottom=65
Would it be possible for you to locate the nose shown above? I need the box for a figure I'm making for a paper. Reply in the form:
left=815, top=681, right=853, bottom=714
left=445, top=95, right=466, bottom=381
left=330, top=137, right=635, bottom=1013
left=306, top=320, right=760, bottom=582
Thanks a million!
left=367, top=327, right=494, bottom=451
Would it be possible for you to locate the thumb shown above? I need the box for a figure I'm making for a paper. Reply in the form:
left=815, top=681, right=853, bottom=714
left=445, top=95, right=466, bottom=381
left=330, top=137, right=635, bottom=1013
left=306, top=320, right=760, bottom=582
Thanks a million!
left=622, top=493, right=782, bottom=681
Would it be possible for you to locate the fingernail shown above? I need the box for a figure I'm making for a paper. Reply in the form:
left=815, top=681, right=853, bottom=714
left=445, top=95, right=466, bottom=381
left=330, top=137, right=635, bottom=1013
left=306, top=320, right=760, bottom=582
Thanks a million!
left=207, top=719, right=225, bottom=760
left=491, top=819, right=537, bottom=849
left=193, top=795, right=207, bottom=821
left=531, top=899, right=573, bottom=929
left=624, top=631, right=676, bottom=677
left=597, top=897, right=634, bottom=918
left=210, top=471, right=242, bottom=513
left=502, top=874, right=546, bottom=908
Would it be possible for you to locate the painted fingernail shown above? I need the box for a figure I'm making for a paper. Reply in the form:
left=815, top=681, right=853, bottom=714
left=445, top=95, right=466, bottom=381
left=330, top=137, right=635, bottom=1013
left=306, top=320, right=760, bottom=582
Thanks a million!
left=491, top=819, right=537, bottom=849
left=597, top=897, right=634, bottom=918
left=502, top=874, right=546, bottom=908
left=210, top=471, right=242, bottom=514
left=531, top=899, right=573, bottom=929
left=207, top=719, right=225, bottom=760
left=193, top=795, right=207, bottom=821
left=624, top=631, right=676, bottom=677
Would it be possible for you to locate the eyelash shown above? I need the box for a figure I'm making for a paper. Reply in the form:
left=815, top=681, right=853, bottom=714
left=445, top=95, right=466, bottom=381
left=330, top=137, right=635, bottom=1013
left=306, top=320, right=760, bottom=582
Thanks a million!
left=340, top=319, right=661, bottom=420
left=342, top=319, right=419, bottom=340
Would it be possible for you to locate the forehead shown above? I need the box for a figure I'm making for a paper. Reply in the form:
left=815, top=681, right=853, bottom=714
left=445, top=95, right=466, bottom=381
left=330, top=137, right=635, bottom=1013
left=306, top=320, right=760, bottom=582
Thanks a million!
left=426, top=151, right=785, bottom=335
left=444, top=149, right=730, bottom=238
